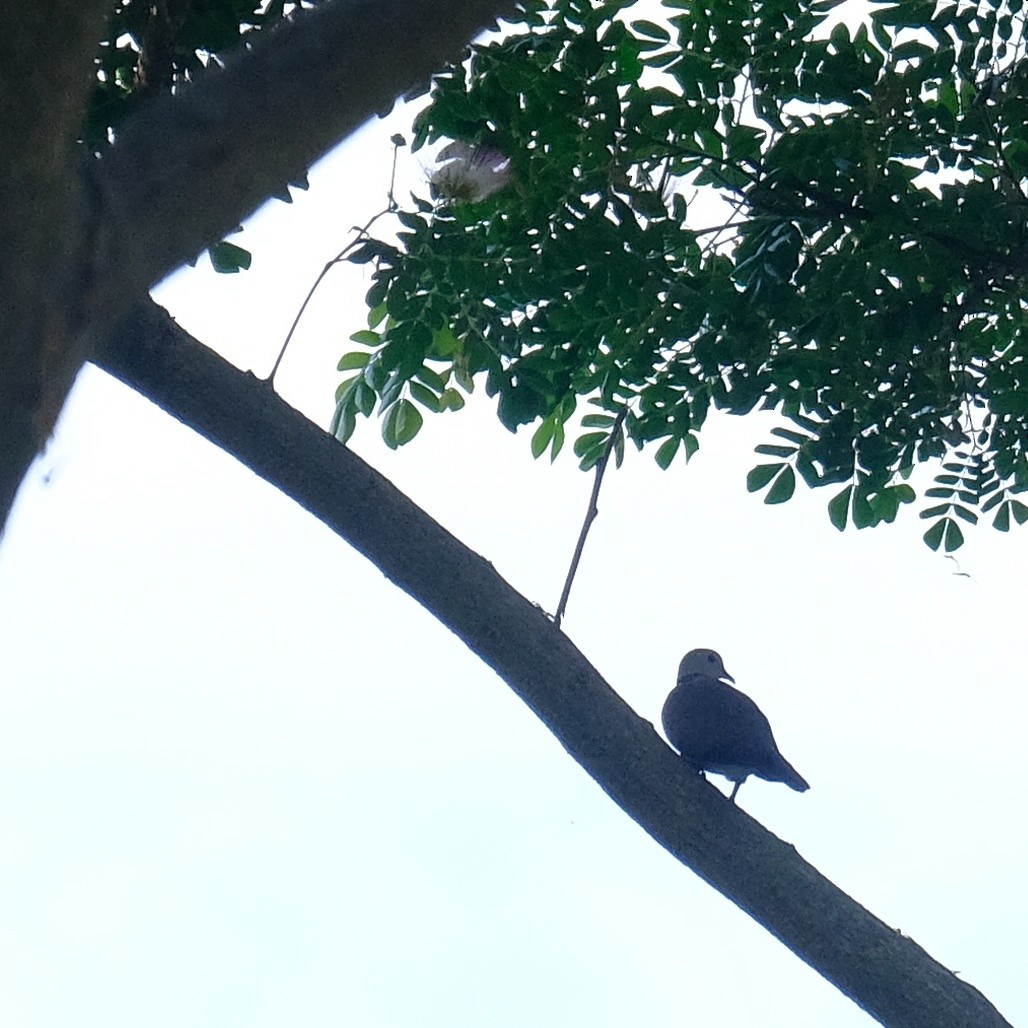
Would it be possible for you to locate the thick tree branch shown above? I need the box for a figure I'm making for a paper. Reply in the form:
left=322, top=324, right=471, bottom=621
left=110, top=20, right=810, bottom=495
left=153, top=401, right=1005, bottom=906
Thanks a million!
left=94, top=300, right=1012, bottom=1028
left=94, top=0, right=518, bottom=298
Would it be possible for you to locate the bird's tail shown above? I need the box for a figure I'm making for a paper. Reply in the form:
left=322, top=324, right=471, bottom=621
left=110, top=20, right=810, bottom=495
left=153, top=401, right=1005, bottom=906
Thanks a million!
left=776, top=757, right=810, bottom=792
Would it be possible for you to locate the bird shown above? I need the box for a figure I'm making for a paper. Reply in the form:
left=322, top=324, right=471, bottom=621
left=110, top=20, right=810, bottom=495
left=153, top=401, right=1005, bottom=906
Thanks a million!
left=662, top=648, right=809, bottom=802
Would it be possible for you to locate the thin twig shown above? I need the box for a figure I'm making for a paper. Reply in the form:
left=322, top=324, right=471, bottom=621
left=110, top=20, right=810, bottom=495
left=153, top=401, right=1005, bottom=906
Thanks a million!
left=692, top=218, right=745, bottom=237
left=266, top=138, right=403, bottom=386
left=553, top=408, right=628, bottom=629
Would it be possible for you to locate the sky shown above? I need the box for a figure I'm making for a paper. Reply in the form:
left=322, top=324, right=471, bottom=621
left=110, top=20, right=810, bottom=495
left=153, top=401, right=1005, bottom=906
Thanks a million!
left=0, top=60, right=1025, bottom=1028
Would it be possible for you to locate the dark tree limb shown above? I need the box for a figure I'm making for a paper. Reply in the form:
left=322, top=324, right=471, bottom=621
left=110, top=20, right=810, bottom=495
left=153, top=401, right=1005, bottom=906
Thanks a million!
left=94, top=299, right=1013, bottom=1028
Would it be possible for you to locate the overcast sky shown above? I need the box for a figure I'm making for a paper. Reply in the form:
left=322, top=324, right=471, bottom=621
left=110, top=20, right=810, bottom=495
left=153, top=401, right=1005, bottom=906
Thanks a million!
left=0, top=88, right=1024, bottom=1026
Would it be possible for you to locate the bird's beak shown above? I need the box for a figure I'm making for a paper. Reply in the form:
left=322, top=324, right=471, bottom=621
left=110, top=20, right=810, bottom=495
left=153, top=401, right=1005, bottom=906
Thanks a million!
left=722, top=671, right=735, bottom=684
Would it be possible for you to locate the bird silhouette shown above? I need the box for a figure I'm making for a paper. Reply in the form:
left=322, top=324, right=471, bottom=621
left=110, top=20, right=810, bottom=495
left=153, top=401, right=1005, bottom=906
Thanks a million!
left=662, top=648, right=809, bottom=802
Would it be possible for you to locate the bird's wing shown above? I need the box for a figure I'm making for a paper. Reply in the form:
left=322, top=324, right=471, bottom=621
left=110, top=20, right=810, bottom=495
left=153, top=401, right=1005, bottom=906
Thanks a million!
left=663, top=673, right=779, bottom=767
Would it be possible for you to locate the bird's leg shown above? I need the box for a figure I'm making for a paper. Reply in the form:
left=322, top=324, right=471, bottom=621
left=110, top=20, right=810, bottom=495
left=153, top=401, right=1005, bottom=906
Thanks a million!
left=729, top=781, right=741, bottom=803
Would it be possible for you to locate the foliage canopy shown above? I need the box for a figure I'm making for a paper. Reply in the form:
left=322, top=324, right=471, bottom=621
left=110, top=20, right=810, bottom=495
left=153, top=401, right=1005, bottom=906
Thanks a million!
left=336, top=0, right=1028, bottom=551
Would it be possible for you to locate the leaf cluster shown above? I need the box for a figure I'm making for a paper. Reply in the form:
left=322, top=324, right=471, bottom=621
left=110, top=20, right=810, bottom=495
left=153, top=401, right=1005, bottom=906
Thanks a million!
left=340, top=0, right=1028, bottom=549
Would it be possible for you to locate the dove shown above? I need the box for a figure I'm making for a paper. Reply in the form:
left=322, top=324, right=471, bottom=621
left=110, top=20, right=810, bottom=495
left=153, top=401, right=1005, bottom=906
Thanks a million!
left=662, top=648, right=809, bottom=802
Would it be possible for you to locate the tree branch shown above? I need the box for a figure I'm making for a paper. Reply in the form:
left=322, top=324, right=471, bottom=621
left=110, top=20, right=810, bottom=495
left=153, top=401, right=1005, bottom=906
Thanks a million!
left=94, top=0, right=518, bottom=298
left=94, top=299, right=1012, bottom=1028
left=553, top=408, right=626, bottom=628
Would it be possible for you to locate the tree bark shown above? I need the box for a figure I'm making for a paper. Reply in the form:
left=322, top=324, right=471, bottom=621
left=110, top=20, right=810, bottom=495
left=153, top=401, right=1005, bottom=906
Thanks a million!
left=94, top=299, right=1014, bottom=1028
left=93, top=0, right=518, bottom=298
left=0, top=0, right=115, bottom=528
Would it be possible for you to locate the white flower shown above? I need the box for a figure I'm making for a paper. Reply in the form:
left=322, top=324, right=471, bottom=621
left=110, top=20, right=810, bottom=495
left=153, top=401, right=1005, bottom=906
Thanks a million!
left=430, top=141, right=511, bottom=203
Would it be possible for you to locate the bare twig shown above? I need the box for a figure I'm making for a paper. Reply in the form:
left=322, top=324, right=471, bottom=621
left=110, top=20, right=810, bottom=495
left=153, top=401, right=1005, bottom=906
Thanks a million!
left=267, top=137, right=403, bottom=385
left=553, top=408, right=627, bottom=629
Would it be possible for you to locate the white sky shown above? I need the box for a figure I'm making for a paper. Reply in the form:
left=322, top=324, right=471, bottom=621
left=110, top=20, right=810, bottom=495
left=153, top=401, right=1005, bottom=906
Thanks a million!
left=0, top=95, right=1024, bottom=1025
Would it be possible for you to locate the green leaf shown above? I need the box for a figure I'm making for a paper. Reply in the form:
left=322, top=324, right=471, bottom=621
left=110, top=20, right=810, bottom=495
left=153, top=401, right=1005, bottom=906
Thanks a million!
left=354, top=380, right=376, bottom=417
left=746, top=463, right=783, bottom=493
left=338, top=352, right=370, bottom=371
left=923, top=519, right=947, bottom=551
left=382, top=398, right=423, bottom=449
left=869, top=489, right=900, bottom=524
left=440, top=388, right=466, bottom=411
left=531, top=418, right=554, bottom=459
left=654, top=436, right=679, bottom=469
left=943, top=518, right=965, bottom=552
left=551, top=418, right=566, bottom=461
left=379, top=371, right=406, bottom=410
left=415, top=366, right=448, bottom=392
left=397, top=211, right=424, bottom=231
left=951, top=504, right=978, bottom=525
left=851, top=488, right=874, bottom=529
left=771, top=427, right=811, bottom=445
left=209, top=241, right=252, bottom=274
left=350, top=330, right=381, bottom=346
left=574, top=431, right=609, bottom=458
left=755, top=444, right=797, bottom=458
left=796, top=453, right=820, bottom=488
left=578, top=445, right=606, bottom=472
left=332, top=403, right=357, bottom=444
left=828, top=485, right=852, bottom=531
left=991, top=392, right=1028, bottom=416
left=993, top=502, right=1011, bottom=532
left=347, top=240, right=396, bottom=265
left=366, top=358, right=387, bottom=393
left=982, top=490, right=1006, bottom=513
left=409, top=381, right=442, bottom=412
left=632, top=19, right=670, bottom=42
left=432, top=325, right=462, bottom=357
left=335, top=376, right=357, bottom=403
left=764, top=465, right=796, bottom=504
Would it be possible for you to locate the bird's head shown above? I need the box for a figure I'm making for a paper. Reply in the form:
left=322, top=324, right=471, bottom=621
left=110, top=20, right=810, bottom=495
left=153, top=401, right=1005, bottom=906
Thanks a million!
left=678, top=648, right=734, bottom=683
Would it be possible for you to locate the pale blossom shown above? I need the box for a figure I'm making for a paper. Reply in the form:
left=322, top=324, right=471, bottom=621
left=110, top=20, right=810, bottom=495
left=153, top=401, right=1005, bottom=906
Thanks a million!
left=430, top=140, right=511, bottom=203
